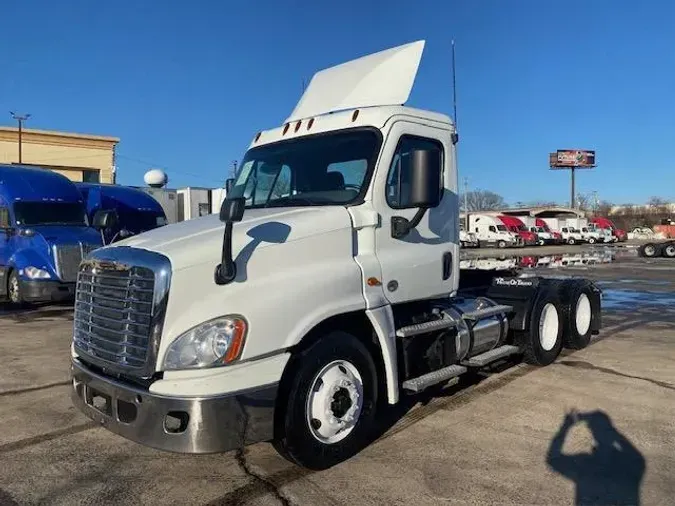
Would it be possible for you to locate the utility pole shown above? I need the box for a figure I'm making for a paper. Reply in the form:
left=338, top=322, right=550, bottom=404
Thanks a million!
left=570, top=167, right=576, bottom=209
left=10, top=111, right=30, bottom=163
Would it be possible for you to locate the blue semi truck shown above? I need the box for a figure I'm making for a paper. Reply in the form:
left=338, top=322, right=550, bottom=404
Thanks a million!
left=75, top=182, right=168, bottom=245
left=0, top=164, right=103, bottom=304
left=0, top=165, right=169, bottom=305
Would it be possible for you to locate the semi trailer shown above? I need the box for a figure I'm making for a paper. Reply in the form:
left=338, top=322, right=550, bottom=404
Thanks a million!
left=69, top=41, right=603, bottom=470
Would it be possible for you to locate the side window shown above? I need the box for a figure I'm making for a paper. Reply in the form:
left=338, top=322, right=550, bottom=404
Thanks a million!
left=562, top=228, right=568, bottom=233
left=386, top=136, right=444, bottom=209
left=489, top=225, right=496, bottom=232
left=0, top=207, right=9, bottom=228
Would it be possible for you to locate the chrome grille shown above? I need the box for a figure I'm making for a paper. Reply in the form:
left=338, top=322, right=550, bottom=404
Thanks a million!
left=73, top=247, right=172, bottom=377
left=53, top=243, right=99, bottom=283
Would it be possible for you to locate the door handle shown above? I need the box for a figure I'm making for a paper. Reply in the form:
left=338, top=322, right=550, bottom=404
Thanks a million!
left=442, top=251, right=452, bottom=280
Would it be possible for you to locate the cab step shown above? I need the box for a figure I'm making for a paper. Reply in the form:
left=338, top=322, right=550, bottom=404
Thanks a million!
left=462, top=304, right=513, bottom=321
left=396, top=318, right=457, bottom=338
left=461, top=344, right=521, bottom=367
left=402, top=364, right=468, bottom=393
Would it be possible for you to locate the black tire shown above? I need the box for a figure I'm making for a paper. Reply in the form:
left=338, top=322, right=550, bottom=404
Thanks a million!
left=661, top=242, right=675, bottom=258
left=272, top=331, right=378, bottom=470
left=517, top=290, right=564, bottom=366
left=588, top=237, right=596, bottom=244
left=559, top=281, right=598, bottom=350
left=639, top=242, right=662, bottom=258
left=7, top=270, right=22, bottom=305
left=497, top=240, right=507, bottom=249
left=567, top=238, right=576, bottom=245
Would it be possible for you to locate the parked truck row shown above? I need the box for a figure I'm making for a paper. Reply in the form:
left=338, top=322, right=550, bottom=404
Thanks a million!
left=68, top=41, right=603, bottom=470
left=461, top=213, right=618, bottom=249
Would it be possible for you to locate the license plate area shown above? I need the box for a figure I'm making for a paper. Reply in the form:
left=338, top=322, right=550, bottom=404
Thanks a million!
left=84, top=386, right=113, bottom=417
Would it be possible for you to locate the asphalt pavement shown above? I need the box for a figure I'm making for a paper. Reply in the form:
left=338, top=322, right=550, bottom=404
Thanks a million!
left=0, top=248, right=674, bottom=505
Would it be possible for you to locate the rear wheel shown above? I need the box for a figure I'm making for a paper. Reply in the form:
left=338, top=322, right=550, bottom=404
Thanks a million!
left=567, top=238, right=576, bottom=245
left=518, top=291, right=563, bottom=366
left=7, top=270, right=22, bottom=305
left=662, top=243, right=675, bottom=258
left=639, top=242, right=661, bottom=258
left=588, top=237, right=596, bottom=244
left=272, top=331, right=378, bottom=470
left=497, top=240, right=507, bottom=249
left=560, top=281, right=598, bottom=349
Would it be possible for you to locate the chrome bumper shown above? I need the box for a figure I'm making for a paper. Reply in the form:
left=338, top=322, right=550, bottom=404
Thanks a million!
left=70, top=358, right=278, bottom=454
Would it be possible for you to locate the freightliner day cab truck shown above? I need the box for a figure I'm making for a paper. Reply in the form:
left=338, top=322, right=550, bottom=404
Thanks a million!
left=70, top=41, right=603, bottom=470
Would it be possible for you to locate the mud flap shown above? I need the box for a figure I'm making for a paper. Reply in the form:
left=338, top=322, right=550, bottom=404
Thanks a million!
left=485, top=276, right=542, bottom=332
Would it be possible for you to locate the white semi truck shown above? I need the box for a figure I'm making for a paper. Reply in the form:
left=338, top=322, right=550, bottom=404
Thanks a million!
left=69, top=41, right=602, bottom=470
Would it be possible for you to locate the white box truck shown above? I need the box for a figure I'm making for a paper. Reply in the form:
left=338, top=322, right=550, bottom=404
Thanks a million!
left=177, top=187, right=212, bottom=221
left=70, top=41, right=602, bottom=470
left=468, top=213, right=521, bottom=248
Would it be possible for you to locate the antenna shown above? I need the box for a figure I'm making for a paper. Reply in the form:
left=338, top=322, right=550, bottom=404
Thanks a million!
left=451, top=39, right=459, bottom=145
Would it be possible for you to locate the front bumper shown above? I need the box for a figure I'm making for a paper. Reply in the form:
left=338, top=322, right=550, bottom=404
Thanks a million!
left=70, top=358, right=278, bottom=454
left=21, top=280, right=75, bottom=303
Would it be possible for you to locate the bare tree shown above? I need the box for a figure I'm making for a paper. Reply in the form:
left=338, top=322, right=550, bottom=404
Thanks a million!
left=647, top=196, right=670, bottom=215
left=460, top=190, right=506, bottom=211
left=575, top=193, right=591, bottom=212
left=524, top=200, right=560, bottom=207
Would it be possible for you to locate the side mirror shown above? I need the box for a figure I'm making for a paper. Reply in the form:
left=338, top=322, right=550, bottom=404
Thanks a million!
left=391, top=149, right=442, bottom=239
left=215, top=197, right=246, bottom=285
left=409, top=149, right=442, bottom=208
left=225, top=178, right=235, bottom=194
left=219, top=197, right=245, bottom=223
left=92, top=209, right=118, bottom=230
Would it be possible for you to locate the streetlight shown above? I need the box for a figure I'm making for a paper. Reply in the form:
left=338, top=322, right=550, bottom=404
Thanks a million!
left=10, top=111, right=31, bottom=164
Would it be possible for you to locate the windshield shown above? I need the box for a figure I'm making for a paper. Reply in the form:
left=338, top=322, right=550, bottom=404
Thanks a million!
left=496, top=225, right=508, bottom=231
left=537, top=227, right=547, bottom=233
left=119, top=210, right=167, bottom=231
left=14, top=202, right=87, bottom=226
left=229, top=129, right=381, bottom=208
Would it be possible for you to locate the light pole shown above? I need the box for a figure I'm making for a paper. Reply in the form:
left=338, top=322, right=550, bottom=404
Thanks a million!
left=10, top=111, right=30, bottom=164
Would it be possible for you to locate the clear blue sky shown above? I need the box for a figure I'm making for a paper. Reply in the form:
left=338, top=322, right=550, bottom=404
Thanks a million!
left=1, top=0, right=673, bottom=206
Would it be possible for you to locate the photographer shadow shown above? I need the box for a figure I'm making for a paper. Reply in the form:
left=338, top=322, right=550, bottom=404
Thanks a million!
left=547, top=410, right=646, bottom=506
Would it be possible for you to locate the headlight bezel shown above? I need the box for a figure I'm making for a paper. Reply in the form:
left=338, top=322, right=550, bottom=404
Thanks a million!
left=162, top=314, right=248, bottom=371
left=23, top=266, right=51, bottom=279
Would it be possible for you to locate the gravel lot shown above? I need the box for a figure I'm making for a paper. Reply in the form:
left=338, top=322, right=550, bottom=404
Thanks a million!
left=1, top=248, right=674, bottom=505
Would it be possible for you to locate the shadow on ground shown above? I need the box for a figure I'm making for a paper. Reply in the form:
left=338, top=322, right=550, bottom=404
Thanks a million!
left=547, top=410, right=646, bottom=506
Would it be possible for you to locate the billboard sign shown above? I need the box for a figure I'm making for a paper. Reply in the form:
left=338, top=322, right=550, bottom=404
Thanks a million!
left=549, top=150, right=596, bottom=169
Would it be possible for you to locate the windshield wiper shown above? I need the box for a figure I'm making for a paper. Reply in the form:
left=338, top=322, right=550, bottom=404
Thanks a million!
left=263, top=196, right=316, bottom=207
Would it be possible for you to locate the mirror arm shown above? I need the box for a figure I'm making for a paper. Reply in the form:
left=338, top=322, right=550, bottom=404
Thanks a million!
left=391, top=207, right=428, bottom=239
left=214, top=221, right=237, bottom=285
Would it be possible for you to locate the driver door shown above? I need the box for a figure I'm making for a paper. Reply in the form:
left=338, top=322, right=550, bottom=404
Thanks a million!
left=372, top=120, right=457, bottom=304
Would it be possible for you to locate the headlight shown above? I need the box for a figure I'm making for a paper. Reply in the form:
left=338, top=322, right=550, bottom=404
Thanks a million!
left=163, top=315, right=247, bottom=370
left=24, top=266, right=51, bottom=279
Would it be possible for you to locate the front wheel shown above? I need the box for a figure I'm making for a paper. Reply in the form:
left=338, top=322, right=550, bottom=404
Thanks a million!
left=588, top=237, right=596, bottom=244
left=272, top=331, right=378, bottom=470
left=7, top=270, right=23, bottom=305
left=497, top=240, right=507, bottom=249
left=567, top=238, right=576, bottom=245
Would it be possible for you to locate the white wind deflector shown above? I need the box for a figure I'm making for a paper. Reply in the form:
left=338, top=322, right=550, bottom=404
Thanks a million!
left=286, top=40, right=425, bottom=123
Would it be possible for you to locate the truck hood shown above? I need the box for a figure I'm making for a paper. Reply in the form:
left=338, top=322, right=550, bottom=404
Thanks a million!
left=115, top=206, right=354, bottom=272
left=30, top=225, right=102, bottom=247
